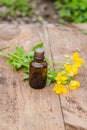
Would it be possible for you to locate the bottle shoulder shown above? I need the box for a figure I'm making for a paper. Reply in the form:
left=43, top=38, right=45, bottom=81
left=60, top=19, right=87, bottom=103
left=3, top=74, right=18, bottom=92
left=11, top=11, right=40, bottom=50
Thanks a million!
left=30, top=60, right=47, bottom=68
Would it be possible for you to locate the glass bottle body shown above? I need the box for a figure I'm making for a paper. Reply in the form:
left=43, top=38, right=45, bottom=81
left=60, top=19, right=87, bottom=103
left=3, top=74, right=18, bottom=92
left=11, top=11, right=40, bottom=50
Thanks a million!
left=29, top=59, right=47, bottom=89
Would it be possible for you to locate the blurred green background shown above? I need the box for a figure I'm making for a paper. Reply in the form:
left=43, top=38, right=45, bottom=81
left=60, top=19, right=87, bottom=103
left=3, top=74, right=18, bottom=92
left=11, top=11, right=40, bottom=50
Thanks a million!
left=0, top=0, right=33, bottom=19
left=0, top=0, right=87, bottom=24
left=55, top=0, right=87, bottom=23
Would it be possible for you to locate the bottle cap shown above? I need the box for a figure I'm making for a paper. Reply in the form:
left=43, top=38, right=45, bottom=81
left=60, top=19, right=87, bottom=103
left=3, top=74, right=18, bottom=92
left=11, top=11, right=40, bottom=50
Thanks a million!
left=34, top=48, right=44, bottom=59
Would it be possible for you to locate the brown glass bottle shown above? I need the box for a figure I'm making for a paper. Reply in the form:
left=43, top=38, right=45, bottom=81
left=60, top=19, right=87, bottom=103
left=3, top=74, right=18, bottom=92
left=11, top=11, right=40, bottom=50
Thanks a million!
left=29, top=48, right=47, bottom=89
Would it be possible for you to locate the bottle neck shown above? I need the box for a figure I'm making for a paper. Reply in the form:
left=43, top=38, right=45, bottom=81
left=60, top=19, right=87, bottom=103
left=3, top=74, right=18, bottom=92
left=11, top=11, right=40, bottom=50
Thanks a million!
left=34, top=48, right=45, bottom=62
left=34, top=57, right=44, bottom=62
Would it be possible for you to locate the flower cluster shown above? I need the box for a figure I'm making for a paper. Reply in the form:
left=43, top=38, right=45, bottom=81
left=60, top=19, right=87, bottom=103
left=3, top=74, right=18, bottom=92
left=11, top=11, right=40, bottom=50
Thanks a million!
left=53, top=52, right=84, bottom=94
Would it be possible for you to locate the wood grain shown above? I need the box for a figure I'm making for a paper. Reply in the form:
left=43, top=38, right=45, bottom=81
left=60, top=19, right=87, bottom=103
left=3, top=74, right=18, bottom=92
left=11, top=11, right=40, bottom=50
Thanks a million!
left=0, top=24, right=65, bottom=130
left=46, top=24, right=87, bottom=130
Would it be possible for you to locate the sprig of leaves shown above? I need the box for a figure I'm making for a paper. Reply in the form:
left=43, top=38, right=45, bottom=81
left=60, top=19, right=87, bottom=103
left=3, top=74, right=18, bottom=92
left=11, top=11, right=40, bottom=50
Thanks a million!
left=0, top=43, right=57, bottom=86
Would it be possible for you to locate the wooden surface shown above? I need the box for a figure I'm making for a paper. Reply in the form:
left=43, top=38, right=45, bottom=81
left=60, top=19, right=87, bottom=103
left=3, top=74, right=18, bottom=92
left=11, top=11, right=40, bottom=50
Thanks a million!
left=0, top=24, right=87, bottom=130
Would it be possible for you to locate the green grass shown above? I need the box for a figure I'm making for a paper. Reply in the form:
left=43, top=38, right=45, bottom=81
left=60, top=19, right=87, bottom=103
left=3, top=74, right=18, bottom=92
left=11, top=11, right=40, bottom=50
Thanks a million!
left=0, top=0, right=33, bottom=18
left=55, top=0, right=87, bottom=23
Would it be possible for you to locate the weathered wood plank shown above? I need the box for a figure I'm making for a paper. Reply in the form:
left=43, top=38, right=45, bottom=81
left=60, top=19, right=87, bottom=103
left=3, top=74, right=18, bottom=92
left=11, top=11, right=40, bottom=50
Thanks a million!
left=46, top=24, right=87, bottom=130
left=31, top=24, right=65, bottom=130
left=0, top=24, right=65, bottom=130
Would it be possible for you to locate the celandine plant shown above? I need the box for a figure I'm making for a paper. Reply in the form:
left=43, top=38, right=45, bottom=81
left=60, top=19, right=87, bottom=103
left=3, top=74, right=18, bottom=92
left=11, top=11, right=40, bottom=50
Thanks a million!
left=53, top=52, right=84, bottom=94
left=0, top=43, right=84, bottom=95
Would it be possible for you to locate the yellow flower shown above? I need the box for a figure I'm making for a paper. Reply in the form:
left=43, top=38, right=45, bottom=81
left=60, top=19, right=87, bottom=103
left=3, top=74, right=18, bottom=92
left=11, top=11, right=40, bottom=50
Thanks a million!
left=55, top=72, right=63, bottom=80
left=53, top=84, right=68, bottom=94
left=64, top=64, right=72, bottom=71
left=70, top=80, right=80, bottom=90
left=74, top=58, right=84, bottom=68
left=53, top=52, right=84, bottom=95
left=55, top=72, right=67, bottom=86
left=64, top=64, right=74, bottom=77
left=64, top=64, right=78, bottom=77
left=55, top=72, right=67, bottom=80
left=72, top=65, right=78, bottom=75
left=72, top=52, right=79, bottom=61
left=60, top=75, right=67, bottom=81
left=57, top=72, right=62, bottom=77
left=72, top=52, right=84, bottom=67
left=57, top=80, right=61, bottom=85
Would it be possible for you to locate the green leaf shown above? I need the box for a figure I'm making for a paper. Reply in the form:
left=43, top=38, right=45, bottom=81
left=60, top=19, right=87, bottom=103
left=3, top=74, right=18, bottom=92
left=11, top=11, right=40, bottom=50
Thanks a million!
left=59, top=9, right=71, bottom=17
left=32, top=43, right=44, bottom=51
left=2, top=0, right=13, bottom=6
left=23, top=67, right=29, bottom=74
left=59, top=67, right=65, bottom=71
left=16, top=46, right=25, bottom=56
left=46, top=78, right=52, bottom=86
left=55, top=1, right=62, bottom=9
left=27, top=51, right=34, bottom=57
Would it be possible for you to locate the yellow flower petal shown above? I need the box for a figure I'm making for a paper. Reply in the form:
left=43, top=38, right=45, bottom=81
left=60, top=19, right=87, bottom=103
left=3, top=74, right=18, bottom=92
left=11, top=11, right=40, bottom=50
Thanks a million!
left=57, top=72, right=63, bottom=78
left=57, top=80, right=62, bottom=85
left=70, top=80, right=80, bottom=90
left=64, top=64, right=72, bottom=72
left=61, top=76, right=67, bottom=81
left=55, top=72, right=64, bottom=80
left=72, top=65, right=78, bottom=75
